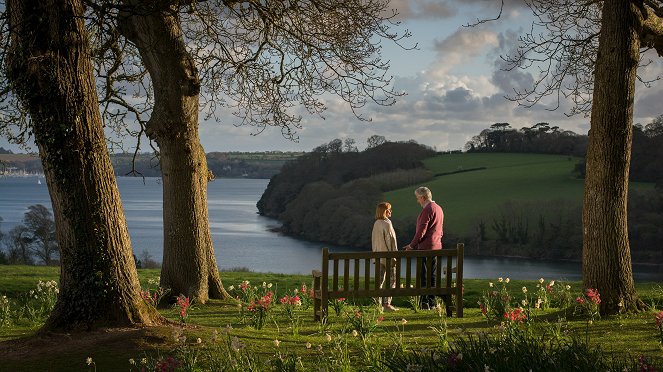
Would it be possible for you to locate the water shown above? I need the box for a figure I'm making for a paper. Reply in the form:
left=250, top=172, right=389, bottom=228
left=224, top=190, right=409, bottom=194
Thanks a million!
left=1, top=176, right=661, bottom=281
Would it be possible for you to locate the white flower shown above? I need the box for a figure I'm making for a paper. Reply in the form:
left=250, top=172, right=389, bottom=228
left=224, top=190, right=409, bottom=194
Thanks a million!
left=489, top=282, right=493, bottom=287
left=267, top=283, right=273, bottom=288
left=228, top=285, right=235, bottom=291
left=85, top=357, right=93, bottom=366
left=293, top=288, right=298, bottom=293
left=549, top=280, right=555, bottom=287
left=522, top=300, right=528, bottom=306
left=505, top=278, right=510, bottom=283
left=305, top=342, right=312, bottom=349
left=498, top=277, right=503, bottom=283
left=141, top=358, right=148, bottom=365
left=262, top=281, right=267, bottom=287
left=325, top=334, right=332, bottom=342
left=538, top=278, right=544, bottom=284
left=273, top=339, right=281, bottom=347
left=566, top=285, right=571, bottom=290
left=522, top=286, right=528, bottom=293
left=351, top=330, right=358, bottom=337
left=129, top=358, right=136, bottom=365
left=231, top=336, right=244, bottom=352
left=196, top=337, right=202, bottom=344
left=401, top=318, right=408, bottom=325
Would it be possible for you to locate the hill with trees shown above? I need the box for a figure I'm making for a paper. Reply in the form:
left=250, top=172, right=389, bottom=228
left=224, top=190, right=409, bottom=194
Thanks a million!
left=257, top=139, right=436, bottom=248
left=465, top=116, right=663, bottom=185
left=259, top=123, right=663, bottom=265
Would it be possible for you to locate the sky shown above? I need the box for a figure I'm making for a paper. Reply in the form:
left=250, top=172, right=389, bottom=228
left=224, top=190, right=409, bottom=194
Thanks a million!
left=2, top=0, right=662, bottom=154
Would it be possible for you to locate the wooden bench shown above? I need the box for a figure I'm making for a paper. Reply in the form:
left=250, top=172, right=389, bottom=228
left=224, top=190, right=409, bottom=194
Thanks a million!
left=312, top=243, right=464, bottom=321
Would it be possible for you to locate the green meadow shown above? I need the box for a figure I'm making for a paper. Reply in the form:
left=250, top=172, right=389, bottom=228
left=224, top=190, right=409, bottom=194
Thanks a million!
left=386, top=153, right=653, bottom=236
left=1, top=265, right=663, bottom=370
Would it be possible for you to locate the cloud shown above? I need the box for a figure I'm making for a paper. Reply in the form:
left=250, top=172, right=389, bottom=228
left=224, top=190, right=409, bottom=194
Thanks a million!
left=428, top=27, right=500, bottom=78
left=389, top=0, right=457, bottom=20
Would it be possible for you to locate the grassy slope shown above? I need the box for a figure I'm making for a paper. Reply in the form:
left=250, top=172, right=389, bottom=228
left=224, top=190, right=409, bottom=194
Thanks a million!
left=1, top=265, right=662, bottom=370
left=385, top=153, right=653, bottom=236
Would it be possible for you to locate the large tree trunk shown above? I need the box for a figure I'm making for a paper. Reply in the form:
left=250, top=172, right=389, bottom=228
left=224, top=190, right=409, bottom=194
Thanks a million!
left=118, top=4, right=226, bottom=303
left=6, top=0, right=161, bottom=329
left=582, top=0, right=644, bottom=314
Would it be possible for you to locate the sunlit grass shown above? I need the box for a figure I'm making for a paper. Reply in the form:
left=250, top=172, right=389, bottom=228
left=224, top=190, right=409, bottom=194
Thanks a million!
left=1, top=266, right=662, bottom=370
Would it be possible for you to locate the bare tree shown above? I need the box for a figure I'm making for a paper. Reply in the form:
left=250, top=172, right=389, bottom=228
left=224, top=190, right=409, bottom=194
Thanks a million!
left=7, top=225, right=33, bottom=265
left=22, top=204, right=59, bottom=265
left=83, top=0, right=410, bottom=303
left=475, top=0, right=663, bottom=314
left=2, top=0, right=161, bottom=329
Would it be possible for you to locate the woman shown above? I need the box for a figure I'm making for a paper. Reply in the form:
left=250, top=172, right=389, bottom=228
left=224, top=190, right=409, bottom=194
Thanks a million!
left=371, top=202, right=398, bottom=311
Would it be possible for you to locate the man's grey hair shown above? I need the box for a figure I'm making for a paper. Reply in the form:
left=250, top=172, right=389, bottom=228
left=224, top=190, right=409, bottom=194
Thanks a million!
left=414, top=186, right=432, bottom=200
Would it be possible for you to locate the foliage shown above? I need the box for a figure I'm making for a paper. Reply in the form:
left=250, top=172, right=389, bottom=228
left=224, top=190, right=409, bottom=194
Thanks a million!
left=478, top=277, right=512, bottom=320
left=382, top=326, right=661, bottom=372
left=345, top=306, right=384, bottom=341
left=2, top=270, right=663, bottom=370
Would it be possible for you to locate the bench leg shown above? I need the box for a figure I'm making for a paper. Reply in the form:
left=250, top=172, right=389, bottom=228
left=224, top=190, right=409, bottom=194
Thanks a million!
left=442, top=295, right=452, bottom=317
left=313, top=274, right=321, bottom=321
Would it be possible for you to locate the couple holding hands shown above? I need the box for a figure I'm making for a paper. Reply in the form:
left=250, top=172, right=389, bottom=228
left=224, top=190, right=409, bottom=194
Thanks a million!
left=371, top=186, right=444, bottom=311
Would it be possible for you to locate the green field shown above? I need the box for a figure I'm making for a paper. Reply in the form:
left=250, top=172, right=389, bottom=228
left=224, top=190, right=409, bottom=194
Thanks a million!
left=1, top=265, right=663, bottom=370
left=385, top=153, right=653, bottom=236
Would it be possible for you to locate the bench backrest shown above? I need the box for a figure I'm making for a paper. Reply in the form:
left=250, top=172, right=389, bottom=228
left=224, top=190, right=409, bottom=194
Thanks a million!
left=313, top=243, right=464, bottom=320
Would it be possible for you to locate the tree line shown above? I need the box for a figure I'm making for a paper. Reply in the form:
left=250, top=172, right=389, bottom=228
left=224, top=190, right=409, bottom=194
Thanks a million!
left=445, top=187, right=662, bottom=264
left=465, top=116, right=663, bottom=184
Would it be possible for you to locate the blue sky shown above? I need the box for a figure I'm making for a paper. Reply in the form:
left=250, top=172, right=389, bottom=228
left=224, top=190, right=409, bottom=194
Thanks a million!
left=2, top=0, right=662, bottom=153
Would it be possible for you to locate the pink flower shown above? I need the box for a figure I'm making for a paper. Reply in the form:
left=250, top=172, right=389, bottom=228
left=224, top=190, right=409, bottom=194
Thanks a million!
left=575, top=297, right=586, bottom=304
left=586, top=288, right=601, bottom=304
left=503, top=307, right=526, bottom=323
left=655, top=311, right=663, bottom=328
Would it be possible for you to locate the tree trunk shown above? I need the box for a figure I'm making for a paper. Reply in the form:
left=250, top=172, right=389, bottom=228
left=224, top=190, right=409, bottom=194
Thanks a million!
left=118, top=4, right=226, bottom=303
left=582, top=0, right=644, bottom=314
left=6, top=0, right=161, bottom=329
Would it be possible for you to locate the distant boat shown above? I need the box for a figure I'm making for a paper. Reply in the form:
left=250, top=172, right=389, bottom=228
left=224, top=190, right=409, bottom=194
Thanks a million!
left=37, top=179, right=42, bottom=185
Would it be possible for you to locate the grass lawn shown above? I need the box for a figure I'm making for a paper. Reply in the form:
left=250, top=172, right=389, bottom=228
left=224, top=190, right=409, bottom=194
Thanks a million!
left=385, top=153, right=654, bottom=236
left=1, top=266, right=663, bottom=370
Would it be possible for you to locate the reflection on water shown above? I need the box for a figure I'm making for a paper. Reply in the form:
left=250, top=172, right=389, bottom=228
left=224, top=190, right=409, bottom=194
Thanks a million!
left=1, top=176, right=661, bottom=281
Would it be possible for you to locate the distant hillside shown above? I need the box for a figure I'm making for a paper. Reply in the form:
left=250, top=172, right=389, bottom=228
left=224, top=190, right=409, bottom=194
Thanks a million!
left=0, top=151, right=304, bottom=179
left=385, top=153, right=658, bottom=264
left=257, top=149, right=660, bottom=264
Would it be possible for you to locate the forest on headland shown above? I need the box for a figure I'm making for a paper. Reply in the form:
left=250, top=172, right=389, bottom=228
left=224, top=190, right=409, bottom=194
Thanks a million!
left=258, top=119, right=663, bottom=265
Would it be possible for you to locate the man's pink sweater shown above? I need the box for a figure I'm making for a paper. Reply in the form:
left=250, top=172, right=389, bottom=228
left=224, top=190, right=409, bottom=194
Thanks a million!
left=409, top=201, right=444, bottom=250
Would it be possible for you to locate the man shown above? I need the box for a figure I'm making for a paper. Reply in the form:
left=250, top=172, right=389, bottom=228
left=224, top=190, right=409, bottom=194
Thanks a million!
left=403, top=186, right=444, bottom=309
